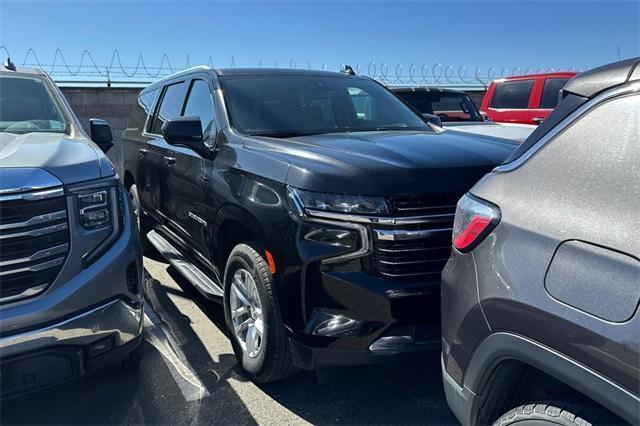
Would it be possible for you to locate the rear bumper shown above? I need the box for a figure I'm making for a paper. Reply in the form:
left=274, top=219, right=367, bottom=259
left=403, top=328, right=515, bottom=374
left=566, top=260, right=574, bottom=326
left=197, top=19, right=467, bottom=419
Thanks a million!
left=441, top=353, right=477, bottom=425
left=0, top=299, right=143, bottom=398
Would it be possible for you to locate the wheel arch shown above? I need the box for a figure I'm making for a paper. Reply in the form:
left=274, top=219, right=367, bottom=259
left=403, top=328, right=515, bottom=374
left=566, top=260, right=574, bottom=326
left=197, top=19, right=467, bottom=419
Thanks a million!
left=214, top=204, right=268, bottom=271
left=463, top=332, right=638, bottom=425
left=123, top=170, right=135, bottom=190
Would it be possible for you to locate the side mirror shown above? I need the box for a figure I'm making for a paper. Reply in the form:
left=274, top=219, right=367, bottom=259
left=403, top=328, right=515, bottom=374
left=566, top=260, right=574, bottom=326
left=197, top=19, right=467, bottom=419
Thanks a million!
left=422, top=113, right=442, bottom=128
left=480, top=112, right=492, bottom=122
left=90, top=118, right=114, bottom=153
left=162, top=116, right=207, bottom=155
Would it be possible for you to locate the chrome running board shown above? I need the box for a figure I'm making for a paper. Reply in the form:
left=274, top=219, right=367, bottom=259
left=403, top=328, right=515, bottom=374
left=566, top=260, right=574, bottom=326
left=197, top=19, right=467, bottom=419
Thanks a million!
left=147, top=230, right=223, bottom=298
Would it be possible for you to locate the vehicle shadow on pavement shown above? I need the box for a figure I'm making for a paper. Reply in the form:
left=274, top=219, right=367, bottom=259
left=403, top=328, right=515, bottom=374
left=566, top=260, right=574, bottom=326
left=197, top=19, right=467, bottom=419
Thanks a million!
left=1, top=255, right=457, bottom=425
left=165, top=261, right=458, bottom=425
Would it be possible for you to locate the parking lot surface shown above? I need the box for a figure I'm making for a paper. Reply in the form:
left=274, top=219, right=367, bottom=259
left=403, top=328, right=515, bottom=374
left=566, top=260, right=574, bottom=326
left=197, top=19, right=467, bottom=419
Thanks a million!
left=1, top=252, right=456, bottom=425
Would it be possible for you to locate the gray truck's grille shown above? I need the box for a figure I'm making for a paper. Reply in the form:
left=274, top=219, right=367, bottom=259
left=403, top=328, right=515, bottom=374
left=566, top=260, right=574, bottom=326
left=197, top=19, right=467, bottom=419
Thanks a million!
left=0, top=189, right=69, bottom=303
left=372, top=195, right=460, bottom=282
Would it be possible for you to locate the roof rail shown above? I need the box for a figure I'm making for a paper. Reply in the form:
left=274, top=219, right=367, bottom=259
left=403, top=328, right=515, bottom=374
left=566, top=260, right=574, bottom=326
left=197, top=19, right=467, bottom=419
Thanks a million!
left=155, top=65, right=211, bottom=82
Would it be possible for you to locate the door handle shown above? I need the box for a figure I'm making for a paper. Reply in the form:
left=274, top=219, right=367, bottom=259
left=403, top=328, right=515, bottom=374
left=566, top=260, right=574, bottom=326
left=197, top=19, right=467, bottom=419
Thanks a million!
left=532, top=117, right=544, bottom=124
left=163, top=156, right=176, bottom=166
left=138, top=148, right=149, bottom=158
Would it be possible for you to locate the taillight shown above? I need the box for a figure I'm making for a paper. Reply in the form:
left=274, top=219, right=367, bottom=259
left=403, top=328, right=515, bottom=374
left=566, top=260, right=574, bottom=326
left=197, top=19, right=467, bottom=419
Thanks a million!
left=452, top=194, right=501, bottom=252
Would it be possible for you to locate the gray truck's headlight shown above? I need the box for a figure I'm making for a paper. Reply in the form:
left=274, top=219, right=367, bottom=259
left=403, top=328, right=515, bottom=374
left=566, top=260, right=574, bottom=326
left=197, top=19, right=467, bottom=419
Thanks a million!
left=78, top=189, right=111, bottom=229
left=70, top=176, right=125, bottom=266
left=288, top=187, right=390, bottom=215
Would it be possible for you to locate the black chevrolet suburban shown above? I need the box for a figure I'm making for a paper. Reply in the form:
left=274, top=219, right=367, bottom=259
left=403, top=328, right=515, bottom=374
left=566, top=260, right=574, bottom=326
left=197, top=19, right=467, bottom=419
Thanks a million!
left=122, top=66, right=517, bottom=382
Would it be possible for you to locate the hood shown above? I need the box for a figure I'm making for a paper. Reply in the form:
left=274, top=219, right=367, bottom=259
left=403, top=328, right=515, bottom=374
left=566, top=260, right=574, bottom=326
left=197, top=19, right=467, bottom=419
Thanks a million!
left=443, top=122, right=536, bottom=143
left=245, top=130, right=517, bottom=196
left=0, top=132, right=115, bottom=185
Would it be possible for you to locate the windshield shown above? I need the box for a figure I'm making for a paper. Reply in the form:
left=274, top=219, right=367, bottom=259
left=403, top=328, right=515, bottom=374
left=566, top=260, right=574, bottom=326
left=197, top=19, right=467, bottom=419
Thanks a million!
left=220, top=74, right=430, bottom=137
left=0, top=75, right=69, bottom=134
left=395, top=90, right=483, bottom=122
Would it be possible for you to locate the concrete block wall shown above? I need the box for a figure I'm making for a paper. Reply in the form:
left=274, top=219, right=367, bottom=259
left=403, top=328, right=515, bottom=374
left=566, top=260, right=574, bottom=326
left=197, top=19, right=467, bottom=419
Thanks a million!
left=61, top=87, right=141, bottom=176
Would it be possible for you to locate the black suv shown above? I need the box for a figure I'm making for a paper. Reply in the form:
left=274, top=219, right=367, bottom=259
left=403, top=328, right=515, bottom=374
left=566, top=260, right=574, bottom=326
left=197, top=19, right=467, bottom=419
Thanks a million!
left=122, top=67, right=517, bottom=382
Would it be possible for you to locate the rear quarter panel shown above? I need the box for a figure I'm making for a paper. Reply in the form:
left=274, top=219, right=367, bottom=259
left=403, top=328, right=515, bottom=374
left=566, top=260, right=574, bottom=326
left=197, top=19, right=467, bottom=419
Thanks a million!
left=470, top=93, right=640, bottom=395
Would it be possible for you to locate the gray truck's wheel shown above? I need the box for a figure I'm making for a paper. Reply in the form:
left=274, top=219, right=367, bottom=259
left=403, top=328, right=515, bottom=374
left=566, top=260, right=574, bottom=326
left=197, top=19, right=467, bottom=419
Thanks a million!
left=223, top=241, right=298, bottom=383
left=494, top=403, right=617, bottom=426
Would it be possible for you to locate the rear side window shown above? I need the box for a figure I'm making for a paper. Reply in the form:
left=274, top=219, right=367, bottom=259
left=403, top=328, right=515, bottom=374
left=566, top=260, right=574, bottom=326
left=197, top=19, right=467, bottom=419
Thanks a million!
left=490, top=80, right=534, bottom=109
left=540, top=78, right=569, bottom=109
left=183, top=80, right=216, bottom=145
left=152, top=81, right=188, bottom=135
left=396, top=91, right=482, bottom=122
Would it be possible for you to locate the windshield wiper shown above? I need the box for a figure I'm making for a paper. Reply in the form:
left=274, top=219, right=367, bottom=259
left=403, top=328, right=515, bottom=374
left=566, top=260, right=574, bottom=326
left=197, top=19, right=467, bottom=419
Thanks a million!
left=248, top=130, right=331, bottom=138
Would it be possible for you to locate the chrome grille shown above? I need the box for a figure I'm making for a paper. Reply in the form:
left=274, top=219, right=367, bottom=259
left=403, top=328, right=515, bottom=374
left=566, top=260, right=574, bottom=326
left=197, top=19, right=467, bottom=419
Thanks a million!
left=372, top=195, right=459, bottom=281
left=389, top=192, right=461, bottom=216
left=0, top=188, right=69, bottom=303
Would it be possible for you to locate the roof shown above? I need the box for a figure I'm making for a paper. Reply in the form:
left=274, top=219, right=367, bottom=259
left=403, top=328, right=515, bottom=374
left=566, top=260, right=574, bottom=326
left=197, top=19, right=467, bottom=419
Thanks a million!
left=142, top=66, right=363, bottom=93
left=562, top=57, right=640, bottom=99
left=390, top=86, right=467, bottom=95
left=0, top=64, right=45, bottom=76
left=498, top=71, right=578, bottom=81
left=215, top=68, right=361, bottom=78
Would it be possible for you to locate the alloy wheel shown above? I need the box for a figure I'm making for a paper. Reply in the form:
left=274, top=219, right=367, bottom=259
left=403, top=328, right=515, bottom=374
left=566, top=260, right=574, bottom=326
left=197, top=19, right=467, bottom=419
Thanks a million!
left=229, top=268, right=264, bottom=358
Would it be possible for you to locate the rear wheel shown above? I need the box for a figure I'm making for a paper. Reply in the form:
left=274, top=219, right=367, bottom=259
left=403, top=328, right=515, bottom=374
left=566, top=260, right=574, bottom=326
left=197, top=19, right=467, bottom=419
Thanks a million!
left=128, top=184, right=150, bottom=251
left=494, top=403, right=619, bottom=426
left=223, top=241, right=298, bottom=383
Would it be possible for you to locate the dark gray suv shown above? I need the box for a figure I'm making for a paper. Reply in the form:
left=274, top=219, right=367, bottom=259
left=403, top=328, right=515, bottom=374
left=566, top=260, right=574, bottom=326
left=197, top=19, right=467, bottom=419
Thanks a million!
left=0, top=61, right=143, bottom=398
left=441, top=58, right=639, bottom=425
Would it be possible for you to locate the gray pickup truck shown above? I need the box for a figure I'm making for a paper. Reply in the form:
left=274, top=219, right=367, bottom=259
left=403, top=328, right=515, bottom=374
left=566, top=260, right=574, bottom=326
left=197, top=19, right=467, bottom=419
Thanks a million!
left=0, top=60, right=143, bottom=398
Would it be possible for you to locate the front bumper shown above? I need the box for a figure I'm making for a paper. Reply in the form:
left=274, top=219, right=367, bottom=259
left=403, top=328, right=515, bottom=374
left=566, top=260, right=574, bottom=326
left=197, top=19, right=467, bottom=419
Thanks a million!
left=274, top=208, right=447, bottom=369
left=288, top=268, right=442, bottom=369
left=0, top=299, right=143, bottom=398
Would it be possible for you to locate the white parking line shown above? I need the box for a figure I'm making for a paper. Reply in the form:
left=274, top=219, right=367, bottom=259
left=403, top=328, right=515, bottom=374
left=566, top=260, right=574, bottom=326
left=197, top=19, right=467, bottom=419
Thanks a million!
left=143, top=307, right=211, bottom=402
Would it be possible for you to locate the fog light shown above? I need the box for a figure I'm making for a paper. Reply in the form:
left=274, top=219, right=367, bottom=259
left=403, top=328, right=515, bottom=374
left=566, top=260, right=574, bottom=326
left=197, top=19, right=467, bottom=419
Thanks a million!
left=369, top=336, right=414, bottom=352
left=88, top=336, right=113, bottom=358
left=304, top=228, right=357, bottom=248
left=308, top=310, right=364, bottom=337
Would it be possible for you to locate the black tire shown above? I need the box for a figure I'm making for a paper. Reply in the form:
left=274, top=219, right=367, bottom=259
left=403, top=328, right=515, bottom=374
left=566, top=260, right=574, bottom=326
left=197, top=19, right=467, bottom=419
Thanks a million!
left=494, top=403, right=620, bottom=426
left=128, top=184, right=150, bottom=251
left=223, top=241, right=298, bottom=383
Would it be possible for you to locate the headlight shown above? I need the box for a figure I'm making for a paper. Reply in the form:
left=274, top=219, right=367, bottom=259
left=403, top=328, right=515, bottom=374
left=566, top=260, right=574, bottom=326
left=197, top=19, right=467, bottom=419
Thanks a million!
left=288, top=186, right=390, bottom=216
left=78, top=189, right=111, bottom=228
left=69, top=176, right=125, bottom=266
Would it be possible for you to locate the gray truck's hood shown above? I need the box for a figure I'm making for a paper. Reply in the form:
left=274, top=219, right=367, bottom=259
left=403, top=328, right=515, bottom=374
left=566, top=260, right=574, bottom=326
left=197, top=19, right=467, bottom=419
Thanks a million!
left=0, top=132, right=115, bottom=185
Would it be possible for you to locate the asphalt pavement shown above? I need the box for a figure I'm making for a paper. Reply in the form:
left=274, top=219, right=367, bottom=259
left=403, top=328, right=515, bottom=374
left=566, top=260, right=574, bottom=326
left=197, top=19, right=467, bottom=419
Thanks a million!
left=1, top=253, right=457, bottom=425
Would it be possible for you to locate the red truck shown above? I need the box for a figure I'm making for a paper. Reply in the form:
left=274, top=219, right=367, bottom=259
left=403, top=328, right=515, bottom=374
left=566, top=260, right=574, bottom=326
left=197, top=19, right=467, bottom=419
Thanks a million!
left=480, top=72, right=576, bottom=125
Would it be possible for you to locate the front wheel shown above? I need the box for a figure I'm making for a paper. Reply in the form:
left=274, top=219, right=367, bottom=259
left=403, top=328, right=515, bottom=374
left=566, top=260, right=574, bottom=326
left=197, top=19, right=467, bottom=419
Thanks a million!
left=223, top=241, right=298, bottom=383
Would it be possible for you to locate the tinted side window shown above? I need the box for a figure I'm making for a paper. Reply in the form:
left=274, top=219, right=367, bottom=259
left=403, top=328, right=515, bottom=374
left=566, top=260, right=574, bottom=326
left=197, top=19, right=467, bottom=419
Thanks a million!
left=490, top=80, right=534, bottom=109
left=395, top=91, right=434, bottom=114
left=152, top=81, right=188, bottom=135
left=540, top=78, right=569, bottom=109
left=183, top=80, right=216, bottom=145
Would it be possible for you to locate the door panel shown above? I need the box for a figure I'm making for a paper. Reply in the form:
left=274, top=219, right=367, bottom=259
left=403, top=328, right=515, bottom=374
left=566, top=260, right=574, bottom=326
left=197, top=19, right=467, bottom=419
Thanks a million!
left=163, top=78, right=218, bottom=261
left=139, top=137, right=170, bottom=224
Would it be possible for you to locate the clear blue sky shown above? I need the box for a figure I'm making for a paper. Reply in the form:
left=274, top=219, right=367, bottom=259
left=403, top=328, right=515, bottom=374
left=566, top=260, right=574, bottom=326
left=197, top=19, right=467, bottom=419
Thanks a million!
left=0, top=0, right=638, bottom=78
